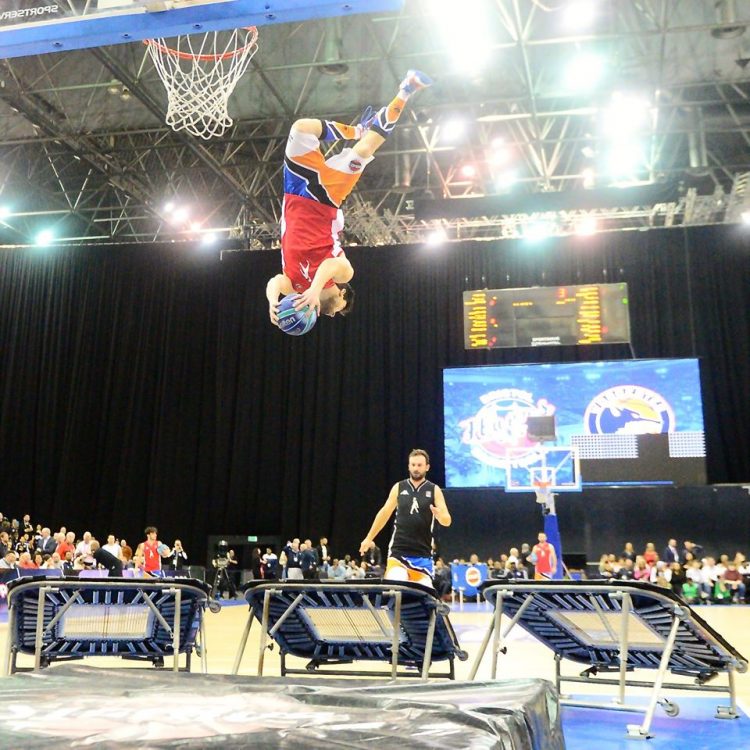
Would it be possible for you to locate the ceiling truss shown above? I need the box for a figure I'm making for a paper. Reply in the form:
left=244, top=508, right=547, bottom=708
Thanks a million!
left=1, top=0, right=750, bottom=248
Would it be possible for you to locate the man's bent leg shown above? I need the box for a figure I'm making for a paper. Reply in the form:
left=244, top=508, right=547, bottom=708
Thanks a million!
left=353, top=69, right=432, bottom=160
left=290, top=118, right=324, bottom=137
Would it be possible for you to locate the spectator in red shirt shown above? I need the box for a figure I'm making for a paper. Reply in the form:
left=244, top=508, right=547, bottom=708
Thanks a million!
left=643, top=542, right=659, bottom=566
left=136, top=527, right=171, bottom=573
left=532, top=532, right=557, bottom=580
left=56, top=531, right=76, bottom=559
left=18, top=551, right=37, bottom=569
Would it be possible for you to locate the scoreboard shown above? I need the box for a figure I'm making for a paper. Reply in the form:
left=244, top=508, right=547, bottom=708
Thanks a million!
left=463, top=283, right=630, bottom=349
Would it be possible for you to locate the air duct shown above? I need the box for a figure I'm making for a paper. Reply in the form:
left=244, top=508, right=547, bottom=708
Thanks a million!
left=711, top=0, right=746, bottom=39
left=320, top=18, right=348, bottom=76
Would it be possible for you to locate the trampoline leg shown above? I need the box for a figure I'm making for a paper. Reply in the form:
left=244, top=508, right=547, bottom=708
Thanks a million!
left=627, top=613, right=681, bottom=739
left=421, top=609, right=437, bottom=681
left=490, top=594, right=503, bottom=679
left=468, top=612, right=496, bottom=680
left=478, top=593, right=531, bottom=680
left=716, top=668, right=739, bottom=719
left=232, top=613, right=254, bottom=675
left=257, top=589, right=272, bottom=677
left=172, top=588, right=182, bottom=673
left=617, top=593, right=632, bottom=705
left=391, top=591, right=402, bottom=680
left=554, top=654, right=563, bottom=698
left=199, top=612, right=208, bottom=674
left=33, top=586, right=49, bottom=671
left=2, top=600, right=15, bottom=675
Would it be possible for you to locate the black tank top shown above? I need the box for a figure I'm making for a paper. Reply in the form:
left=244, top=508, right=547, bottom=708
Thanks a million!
left=388, top=479, right=436, bottom=558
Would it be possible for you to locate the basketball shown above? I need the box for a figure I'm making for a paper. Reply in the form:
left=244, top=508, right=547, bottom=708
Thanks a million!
left=276, top=293, right=317, bottom=336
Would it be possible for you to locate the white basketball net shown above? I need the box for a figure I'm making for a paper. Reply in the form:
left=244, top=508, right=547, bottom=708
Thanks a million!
left=145, top=27, right=258, bottom=140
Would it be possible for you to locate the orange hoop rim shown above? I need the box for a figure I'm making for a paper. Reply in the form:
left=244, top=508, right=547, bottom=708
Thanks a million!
left=143, top=26, right=258, bottom=62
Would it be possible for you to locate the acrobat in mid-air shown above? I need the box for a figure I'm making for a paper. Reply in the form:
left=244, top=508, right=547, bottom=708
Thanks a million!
left=266, top=70, right=432, bottom=325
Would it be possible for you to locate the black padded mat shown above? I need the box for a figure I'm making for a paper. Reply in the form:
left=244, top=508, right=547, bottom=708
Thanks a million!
left=0, top=666, right=564, bottom=749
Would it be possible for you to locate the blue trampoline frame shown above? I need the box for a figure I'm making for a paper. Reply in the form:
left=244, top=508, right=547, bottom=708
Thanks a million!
left=470, top=580, right=748, bottom=740
left=2, top=577, right=213, bottom=674
left=233, top=580, right=468, bottom=679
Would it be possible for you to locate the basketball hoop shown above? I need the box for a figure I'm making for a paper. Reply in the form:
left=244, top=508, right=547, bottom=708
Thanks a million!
left=144, top=27, right=259, bottom=140
left=533, top=479, right=553, bottom=505
left=533, top=478, right=557, bottom=515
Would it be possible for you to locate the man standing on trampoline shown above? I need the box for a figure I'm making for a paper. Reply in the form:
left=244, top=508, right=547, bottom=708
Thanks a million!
left=359, top=449, right=451, bottom=588
left=266, top=70, right=432, bottom=324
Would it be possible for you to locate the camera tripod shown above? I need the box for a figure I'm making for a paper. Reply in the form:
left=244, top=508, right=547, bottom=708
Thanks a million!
left=210, top=561, right=237, bottom=600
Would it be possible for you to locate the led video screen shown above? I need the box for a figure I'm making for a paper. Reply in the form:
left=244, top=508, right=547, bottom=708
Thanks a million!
left=444, top=359, right=706, bottom=488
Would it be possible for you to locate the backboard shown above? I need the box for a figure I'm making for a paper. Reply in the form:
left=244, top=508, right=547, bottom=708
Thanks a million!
left=0, top=0, right=403, bottom=59
left=505, top=446, right=581, bottom=493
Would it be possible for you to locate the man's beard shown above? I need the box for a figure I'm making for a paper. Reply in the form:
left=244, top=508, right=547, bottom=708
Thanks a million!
left=409, top=470, right=425, bottom=481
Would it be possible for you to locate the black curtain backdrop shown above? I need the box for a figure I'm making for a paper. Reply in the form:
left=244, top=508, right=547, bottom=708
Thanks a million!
left=1, top=225, right=748, bottom=560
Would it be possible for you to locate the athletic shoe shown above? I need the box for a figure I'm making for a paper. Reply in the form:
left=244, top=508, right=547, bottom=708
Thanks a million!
left=400, top=69, right=433, bottom=95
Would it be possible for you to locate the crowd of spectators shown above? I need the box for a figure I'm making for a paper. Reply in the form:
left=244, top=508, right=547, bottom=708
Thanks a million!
left=451, top=537, right=748, bottom=606
left=5, top=512, right=745, bottom=609
left=253, top=537, right=377, bottom=583
left=0, top=513, right=184, bottom=578
left=246, top=532, right=750, bottom=608
left=591, top=538, right=748, bottom=604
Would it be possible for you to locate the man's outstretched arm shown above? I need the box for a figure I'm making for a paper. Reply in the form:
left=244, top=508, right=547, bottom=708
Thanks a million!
left=293, top=256, right=353, bottom=315
left=266, top=273, right=294, bottom=324
left=430, top=486, right=451, bottom=527
left=359, top=485, right=398, bottom=555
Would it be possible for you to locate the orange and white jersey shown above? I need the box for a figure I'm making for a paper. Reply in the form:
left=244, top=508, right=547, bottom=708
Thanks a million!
left=283, top=127, right=374, bottom=208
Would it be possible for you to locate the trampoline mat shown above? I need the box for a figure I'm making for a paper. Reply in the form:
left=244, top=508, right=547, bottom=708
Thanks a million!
left=0, top=666, right=564, bottom=749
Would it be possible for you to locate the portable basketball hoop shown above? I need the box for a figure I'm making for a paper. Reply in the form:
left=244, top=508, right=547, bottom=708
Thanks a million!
left=145, top=27, right=259, bottom=140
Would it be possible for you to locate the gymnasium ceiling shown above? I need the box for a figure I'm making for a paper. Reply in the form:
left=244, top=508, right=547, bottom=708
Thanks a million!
left=2, top=0, right=750, bottom=248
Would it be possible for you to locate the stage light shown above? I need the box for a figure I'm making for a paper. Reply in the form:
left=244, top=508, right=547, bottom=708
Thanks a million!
left=563, top=0, right=597, bottom=29
left=430, top=0, right=494, bottom=74
left=190, top=221, right=202, bottom=232
left=171, top=206, right=189, bottom=224
left=488, top=143, right=511, bottom=166
left=426, top=228, right=448, bottom=246
left=0, top=205, right=11, bottom=220
left=163, top=201, right=175, bottom=214
left=441, top=118, right=467, bottom=142
left=575, top=216, right=598, bottom=236
left=201, top=232, right=218, bottom=246
left=741, top=210, right=750, bottom=224
left=603, top=93, right=651, bottom=137
left=460, top=164, right=477, bottom=178
left=524, top=220, right=555, bottom=242
left=607, top=141, right=646, bottom=177
left=35, top=229, right=54, bottom=246
left=495, top=170, right=517, bottom=191
left=582, top=168, right=595, bottom=188
left=564, top=53, right=605, bottom=91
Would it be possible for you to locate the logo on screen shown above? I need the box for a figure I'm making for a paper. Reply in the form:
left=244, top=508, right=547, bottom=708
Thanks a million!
left=584, top=385, right=675, bottom=434
left=458, top=388, right=555, bottom=467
